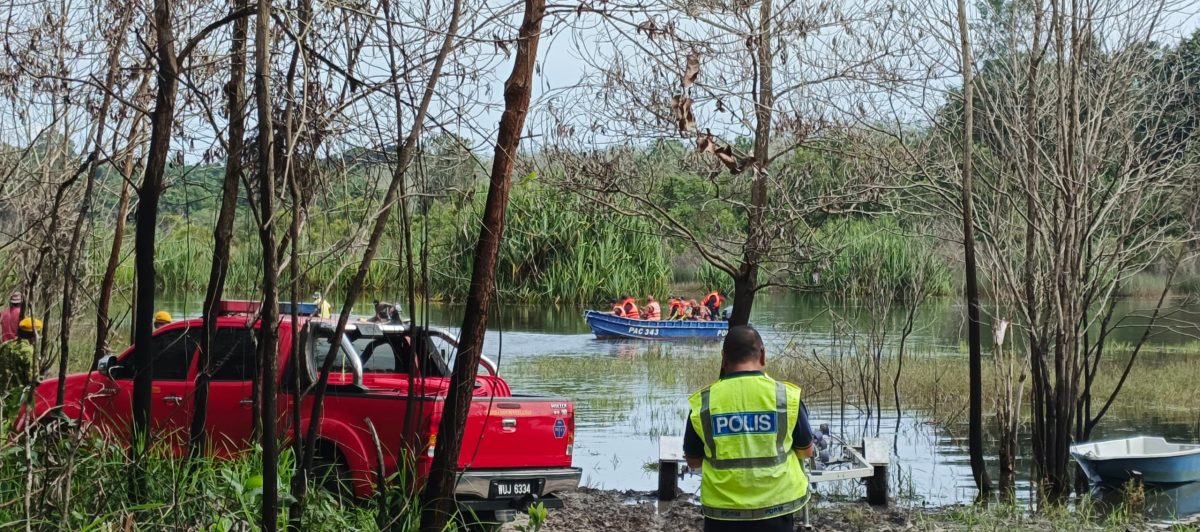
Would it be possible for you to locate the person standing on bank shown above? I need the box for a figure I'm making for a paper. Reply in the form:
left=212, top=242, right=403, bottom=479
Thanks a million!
left=0, top=292, right=23, bottom=342
left=683, top=325, right=812, bottom=532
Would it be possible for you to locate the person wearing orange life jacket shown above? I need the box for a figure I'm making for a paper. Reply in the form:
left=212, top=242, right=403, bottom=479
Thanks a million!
left=610, top=298, right=625, bottom=317
left=687, top=299, right=701, bottom=320
left=702, top=290, right=724, bottom=319
left=644, top=296, right=661, bottom=321
left=667, top=296, right=682, bottom=320
left=621, top=295, right=641, bottom=320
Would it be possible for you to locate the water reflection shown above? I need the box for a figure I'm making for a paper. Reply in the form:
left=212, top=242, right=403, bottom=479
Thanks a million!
left=1094, top=482, right=1200, bottom=521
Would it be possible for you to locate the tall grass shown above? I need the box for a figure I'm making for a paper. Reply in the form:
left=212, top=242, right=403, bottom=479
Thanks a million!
left=426, top=181, right=670, bottom=304
left=80, top=181, right=671, bottom=305
left=0, top=416, right=379, bottom=530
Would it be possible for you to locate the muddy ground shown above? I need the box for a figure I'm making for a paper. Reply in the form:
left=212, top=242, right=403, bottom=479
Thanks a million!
left=511, top=488, right=1198, bottom=531
left=522, top=488, right=911, bottom=532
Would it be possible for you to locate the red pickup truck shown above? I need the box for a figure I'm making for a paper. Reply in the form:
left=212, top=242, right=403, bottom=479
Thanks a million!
left=27, top=302, right=580, bottom=526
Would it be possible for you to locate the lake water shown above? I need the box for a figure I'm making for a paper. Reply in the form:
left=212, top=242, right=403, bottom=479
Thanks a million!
left=159, top=291, right=1200, bottom=514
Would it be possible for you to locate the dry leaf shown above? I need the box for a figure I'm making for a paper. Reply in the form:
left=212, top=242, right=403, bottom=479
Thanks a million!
left=671, top=94, right=696, bottom=133
left=683, top=53, right=700, bottom=88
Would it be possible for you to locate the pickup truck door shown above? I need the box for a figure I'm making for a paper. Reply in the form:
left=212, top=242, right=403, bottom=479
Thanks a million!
left=201, top=327, right=258, bottom=457
left=90, top=326, right=199, bottom=456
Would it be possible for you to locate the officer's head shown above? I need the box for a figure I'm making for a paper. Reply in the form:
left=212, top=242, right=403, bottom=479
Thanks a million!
left=721, top=325, right=765, bottom=369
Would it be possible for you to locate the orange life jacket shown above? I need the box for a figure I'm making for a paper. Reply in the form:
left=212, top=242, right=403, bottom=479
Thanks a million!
left=622, top=298, right=641, bottom=320
left=645, top=301, right=661, bottom=320
left=702, top=291, right=722, bottom=308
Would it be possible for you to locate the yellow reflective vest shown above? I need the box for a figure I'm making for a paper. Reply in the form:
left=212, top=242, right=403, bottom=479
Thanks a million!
left=687, top=373, right=808, bottom=520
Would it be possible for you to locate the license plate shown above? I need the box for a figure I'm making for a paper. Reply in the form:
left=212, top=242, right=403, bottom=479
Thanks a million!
left=489, top=479, right=542, bottom=499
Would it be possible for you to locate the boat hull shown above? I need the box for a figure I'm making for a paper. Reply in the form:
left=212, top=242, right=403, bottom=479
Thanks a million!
left=1072, top=437, right=1200, bottom=486
left=583, top=310, right=728, bottom=340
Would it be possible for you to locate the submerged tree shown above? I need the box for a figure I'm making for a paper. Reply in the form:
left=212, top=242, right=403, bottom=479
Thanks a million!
left=902, top=0, right=1200, bottom=502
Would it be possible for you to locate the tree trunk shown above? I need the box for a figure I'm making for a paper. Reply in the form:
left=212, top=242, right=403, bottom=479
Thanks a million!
left=252, top=0, right=280, bottom=527
left=189, top=0, right=248, bottom=461
left=956, top=0, right=992, bottom=499
left=418, top=2, right=544, bottom=529
left=131, top=0, right=179, bottom=497
left=728, top=0, right=773, bottom=328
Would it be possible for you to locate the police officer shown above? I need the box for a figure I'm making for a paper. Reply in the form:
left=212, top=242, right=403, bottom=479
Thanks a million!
left=683, top=325, right=812, bottom=532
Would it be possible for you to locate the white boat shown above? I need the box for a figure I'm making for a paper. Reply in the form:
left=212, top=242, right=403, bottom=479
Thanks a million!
left=1071, top=436, right=1200, bottom=486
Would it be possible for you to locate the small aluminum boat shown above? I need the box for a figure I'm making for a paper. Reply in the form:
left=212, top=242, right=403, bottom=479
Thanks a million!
left=583, top=310, right=728, bottom=340
left=1071, top=436, right=1200, bottom=486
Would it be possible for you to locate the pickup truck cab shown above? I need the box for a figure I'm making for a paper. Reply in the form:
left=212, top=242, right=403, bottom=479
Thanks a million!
left=27, top=301, right=580, bottom=525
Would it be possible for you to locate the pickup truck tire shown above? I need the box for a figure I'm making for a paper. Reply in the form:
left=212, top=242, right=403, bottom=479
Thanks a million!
left=312, top=444, right=353, bottom=501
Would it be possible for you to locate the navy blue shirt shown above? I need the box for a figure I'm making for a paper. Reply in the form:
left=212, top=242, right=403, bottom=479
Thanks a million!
left=683, top=370, right=812, bottom=458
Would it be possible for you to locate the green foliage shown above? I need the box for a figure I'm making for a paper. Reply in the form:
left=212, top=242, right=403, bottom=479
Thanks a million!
left=0, top=340, right=34, bottom=392
left=807, top=218, right=953, bottom=299
left=426, top=181, right=670, bottom=304
left=0, top=424, right=378, bottom=530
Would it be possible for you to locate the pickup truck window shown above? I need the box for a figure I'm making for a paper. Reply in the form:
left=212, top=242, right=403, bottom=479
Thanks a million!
left=312, top=336, right=395, bottom=373
left=208, top=328, right=257, bottom=381
left=310, top=331, right=450, bottom=376
left=139, top=328, right=199, bottom=380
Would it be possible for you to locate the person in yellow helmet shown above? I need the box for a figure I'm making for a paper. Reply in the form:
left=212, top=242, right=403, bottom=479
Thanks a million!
left=683, top=325, right=812, bottom=531
left=0, top=316, right=41, bottom=391
left=154, top=310, right=173, bottom=329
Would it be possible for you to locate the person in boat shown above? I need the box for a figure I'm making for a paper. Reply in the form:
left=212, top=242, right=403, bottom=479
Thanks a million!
left=697, top=303, right=712, bottom=321
left=683, top=325, right=812, bottom=531
left=670, top=299, right=688, bottom=320
left=644, top=296, right=661, bottom=321
left=686, top=299, right=701, bottom=320
left=667, top=296, right=682, bottom=320
left=620, top=295, right=641, bottom=319
left=702, top=290, right=724, bottom=320
left=610, top=298, right=625, bottom=317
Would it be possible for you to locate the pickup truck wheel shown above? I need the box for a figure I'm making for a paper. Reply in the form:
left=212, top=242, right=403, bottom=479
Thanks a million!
left=312, top=451, right=353, bottom=501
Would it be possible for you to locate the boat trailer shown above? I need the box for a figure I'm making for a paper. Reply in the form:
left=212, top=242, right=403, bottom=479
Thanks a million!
left=657, top=434, right=890, bottom=523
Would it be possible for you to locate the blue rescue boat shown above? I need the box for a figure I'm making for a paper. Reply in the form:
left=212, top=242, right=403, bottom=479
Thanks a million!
left=583, top=309, right=729, bottom=340
left=1071, top=436, right=1200, bottom=486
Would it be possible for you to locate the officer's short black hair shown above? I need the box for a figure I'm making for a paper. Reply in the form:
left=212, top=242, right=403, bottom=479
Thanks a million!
left=722, top=325, right=764, bottom=364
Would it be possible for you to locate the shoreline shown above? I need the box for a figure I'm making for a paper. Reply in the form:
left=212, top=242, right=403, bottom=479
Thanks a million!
left=513, top=488, right=1193, bottom=531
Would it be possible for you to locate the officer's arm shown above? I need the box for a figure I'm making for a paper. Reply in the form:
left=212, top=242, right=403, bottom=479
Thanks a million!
left=793, top=399, right=815, bottom=459
left=794, top=443, right=814, bottom=459
left=683, top=410, right=705, bottom=469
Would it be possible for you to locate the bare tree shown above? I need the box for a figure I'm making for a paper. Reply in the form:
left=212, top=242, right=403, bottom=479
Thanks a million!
left=189, top=0, right=249, bottom=460
left=955, top=0, right=991, bottom=498
left=419, top=0, right=545, bottom=529
left=546, top=0, right=901, bottom=323
left=897, top=0, right=1200, bottom=503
